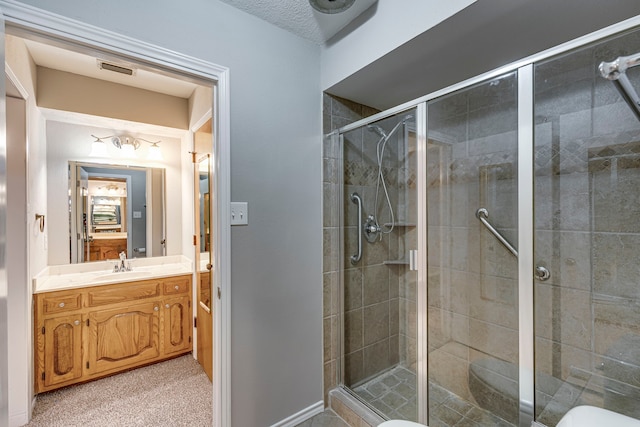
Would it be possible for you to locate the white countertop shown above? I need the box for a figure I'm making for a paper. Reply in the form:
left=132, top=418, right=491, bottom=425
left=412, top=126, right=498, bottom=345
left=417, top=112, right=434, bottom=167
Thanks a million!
left=33, top=255, right=193, bottom=293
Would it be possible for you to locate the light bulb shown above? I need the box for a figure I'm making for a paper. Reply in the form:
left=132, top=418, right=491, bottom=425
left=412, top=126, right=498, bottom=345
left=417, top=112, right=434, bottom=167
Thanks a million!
left=148, top=143, right=163, bottom=161
left=121, top=142, right=136, bottom=158
left=90, top=140, right=108, bottom=157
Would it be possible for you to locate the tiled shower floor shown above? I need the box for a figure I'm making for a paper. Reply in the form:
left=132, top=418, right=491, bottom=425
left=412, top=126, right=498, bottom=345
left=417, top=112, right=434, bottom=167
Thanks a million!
left=353, top=366, right=418, bottom=420
left=352, top=366, right=514, bottom=426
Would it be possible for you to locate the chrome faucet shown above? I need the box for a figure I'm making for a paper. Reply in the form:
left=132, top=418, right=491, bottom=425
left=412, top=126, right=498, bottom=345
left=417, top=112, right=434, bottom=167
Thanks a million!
left=113, top=251, right=132, bottom=272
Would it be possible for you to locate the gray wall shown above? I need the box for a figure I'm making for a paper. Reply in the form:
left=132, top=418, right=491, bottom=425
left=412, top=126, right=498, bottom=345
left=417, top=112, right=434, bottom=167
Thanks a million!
left=14, top=0, right=323, bottom=425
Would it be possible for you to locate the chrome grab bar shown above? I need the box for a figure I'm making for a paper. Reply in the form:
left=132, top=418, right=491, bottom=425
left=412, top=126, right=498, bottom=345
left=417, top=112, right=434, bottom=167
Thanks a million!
left=350, top=193, right=363, bottom=265
left=600, top=53, right=640, bottom=121
left=475, top=208, right=518, bottom=258
left=476, top=208, right=551, bottom=281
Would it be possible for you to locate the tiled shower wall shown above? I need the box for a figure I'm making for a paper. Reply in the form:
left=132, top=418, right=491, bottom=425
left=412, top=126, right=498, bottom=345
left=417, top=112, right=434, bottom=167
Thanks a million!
left=323, top=94, right=379, bottom=402
left=323, top=95, right=417, bottom=404
left=342, top=116, right=403, bottom=387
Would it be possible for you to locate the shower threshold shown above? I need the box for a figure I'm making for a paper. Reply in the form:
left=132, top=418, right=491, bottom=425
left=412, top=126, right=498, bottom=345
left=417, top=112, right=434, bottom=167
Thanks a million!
left=349, top=365, right=514, bottom=426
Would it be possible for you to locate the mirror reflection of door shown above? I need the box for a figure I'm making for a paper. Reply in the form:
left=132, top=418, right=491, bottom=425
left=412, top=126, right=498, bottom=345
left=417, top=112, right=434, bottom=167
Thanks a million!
left=69, top=162, right=166, bottom=264
left=77, top=166, right=89, bottom=262
left=194, top=118, right=213, bottom=381
left=87, top=177, right=128, bottom=261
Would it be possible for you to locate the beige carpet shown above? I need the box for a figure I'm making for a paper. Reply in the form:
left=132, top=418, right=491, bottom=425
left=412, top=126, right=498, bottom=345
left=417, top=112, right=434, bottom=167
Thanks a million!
left=25, top=355, right=213, bottom=427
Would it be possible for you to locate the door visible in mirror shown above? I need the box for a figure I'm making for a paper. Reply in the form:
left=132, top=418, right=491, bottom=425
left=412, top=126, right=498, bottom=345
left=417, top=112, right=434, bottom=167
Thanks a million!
left=68, top=162, right=166, bottom=264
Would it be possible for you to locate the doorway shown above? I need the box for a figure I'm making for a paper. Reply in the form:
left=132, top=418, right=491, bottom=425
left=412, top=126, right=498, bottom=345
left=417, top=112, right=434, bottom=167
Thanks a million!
left=0, top=5, right=231, bottom=426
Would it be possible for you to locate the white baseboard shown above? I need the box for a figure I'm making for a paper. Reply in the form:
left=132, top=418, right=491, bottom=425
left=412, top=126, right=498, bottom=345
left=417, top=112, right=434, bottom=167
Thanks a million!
left=270, top=400, right=324, bottom=427
left=9, top=410, right=29, bottom=427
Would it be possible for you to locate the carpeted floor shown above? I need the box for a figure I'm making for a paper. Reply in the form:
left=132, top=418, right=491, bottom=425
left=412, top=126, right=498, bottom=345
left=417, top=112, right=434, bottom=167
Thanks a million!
left=25, top=355, right=213, bottom=427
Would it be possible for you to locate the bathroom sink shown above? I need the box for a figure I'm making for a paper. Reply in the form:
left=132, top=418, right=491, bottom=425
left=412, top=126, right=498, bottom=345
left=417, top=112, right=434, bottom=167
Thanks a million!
left=556, top=406, right=640, bottom=427
left=92, top=270, right=153, bottom=283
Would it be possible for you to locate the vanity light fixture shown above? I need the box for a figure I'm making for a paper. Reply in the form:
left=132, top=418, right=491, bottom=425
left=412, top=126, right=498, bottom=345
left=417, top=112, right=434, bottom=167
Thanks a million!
left=90, top=134, right=163, bottom=160
left=89, top=134, right=109, bottom=157
left=115, top=136, right=140, bottom=158
left=147, top=141, right=163, bottom=161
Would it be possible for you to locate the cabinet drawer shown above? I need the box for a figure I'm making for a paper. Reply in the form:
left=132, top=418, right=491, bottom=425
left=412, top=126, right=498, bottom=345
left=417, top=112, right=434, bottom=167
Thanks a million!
left=163, top=277, right=190, bottom=295
left=87, top=281, right=160, bottom=307
left=42, top=293, right=82, bottom=315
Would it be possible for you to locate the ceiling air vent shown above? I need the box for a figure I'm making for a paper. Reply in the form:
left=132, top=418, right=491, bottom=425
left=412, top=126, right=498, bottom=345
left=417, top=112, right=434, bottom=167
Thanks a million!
left=97, top=60, right=135, bottom=76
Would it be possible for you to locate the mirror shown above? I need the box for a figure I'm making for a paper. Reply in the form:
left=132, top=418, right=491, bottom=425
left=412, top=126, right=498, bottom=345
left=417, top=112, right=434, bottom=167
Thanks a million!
left=69, top=161, right=166, bottom=263
left=199, top=158, right=211, bottom=254
left=197, top=154, right=212, bottom=309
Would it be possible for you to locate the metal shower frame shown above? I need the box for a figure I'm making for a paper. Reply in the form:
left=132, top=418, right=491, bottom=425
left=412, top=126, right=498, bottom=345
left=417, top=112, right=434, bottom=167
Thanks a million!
left=331, top=13, right=640, bottom=427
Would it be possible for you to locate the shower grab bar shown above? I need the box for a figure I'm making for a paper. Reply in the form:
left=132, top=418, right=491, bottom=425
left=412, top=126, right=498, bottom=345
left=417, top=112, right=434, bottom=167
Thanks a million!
left=350, top=193, right=363, bottom=265
left=475, top=208, right=518, bottom=258
left=599, top=54, right=640, bottom=121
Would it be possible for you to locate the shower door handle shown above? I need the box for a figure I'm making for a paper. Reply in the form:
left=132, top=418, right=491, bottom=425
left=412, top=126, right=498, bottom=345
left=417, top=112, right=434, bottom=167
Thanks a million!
left=535, top=265, right=550, bottom=281
left=350, top=193, right=363, bottom=265
left=409, top=250, right=418, bottom=271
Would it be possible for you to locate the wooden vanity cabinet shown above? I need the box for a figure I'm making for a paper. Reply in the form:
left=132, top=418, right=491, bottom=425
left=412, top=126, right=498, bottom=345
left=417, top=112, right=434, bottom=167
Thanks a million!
left=88, top=238, right=127, bottom=261
left=40, top=314, right=83, bottom=388
left=85, top=300, right=161, bottom=376
left=163, top=295, right=191, bottom=355
left=34, top=275, right=192, bottom=393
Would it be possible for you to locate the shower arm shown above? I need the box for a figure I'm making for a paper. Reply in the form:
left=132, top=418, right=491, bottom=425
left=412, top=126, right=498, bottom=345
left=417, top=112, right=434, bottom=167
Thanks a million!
left=599, top=53, right=640, bottom=121
left=475, top=208, right=518, bottom=258
left=350, top=193, right=363, bottom=265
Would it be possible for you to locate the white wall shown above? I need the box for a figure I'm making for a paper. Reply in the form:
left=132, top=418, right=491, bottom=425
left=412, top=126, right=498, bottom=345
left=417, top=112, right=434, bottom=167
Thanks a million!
left=320, top=0, right=476, bottom=91
left=45, top=121, right=183, bottom=265
left=5, top=34, right=47, bottom=427
left=6, top=96, right=28, bottom=427
left=13, top=1, right=323, bottom=425
left=189, top=85, right=212, bottom=130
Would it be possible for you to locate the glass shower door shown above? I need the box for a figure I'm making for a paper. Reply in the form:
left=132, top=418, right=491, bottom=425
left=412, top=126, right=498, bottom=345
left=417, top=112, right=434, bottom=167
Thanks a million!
left=340, top=108, right=420, bottom=421
left=426, top=71, right=520, bottom=426
left=533, top=28, right=640, bottom=426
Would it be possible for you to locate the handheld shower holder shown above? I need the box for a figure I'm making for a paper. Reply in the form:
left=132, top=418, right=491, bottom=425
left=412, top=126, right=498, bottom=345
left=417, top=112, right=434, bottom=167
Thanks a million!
left=364, top=215, right=381, bottom=243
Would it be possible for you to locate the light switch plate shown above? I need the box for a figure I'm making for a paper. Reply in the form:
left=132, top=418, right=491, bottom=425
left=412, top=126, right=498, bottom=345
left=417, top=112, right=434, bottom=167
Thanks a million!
left=230, top=202, right=248, bottom=225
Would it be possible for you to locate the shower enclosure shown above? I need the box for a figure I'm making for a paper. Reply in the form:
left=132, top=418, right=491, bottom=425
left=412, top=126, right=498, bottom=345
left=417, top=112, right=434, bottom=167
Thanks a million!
left=329, top=18, right=640, bottom=427
left=338, top=108, right=421, bottom=421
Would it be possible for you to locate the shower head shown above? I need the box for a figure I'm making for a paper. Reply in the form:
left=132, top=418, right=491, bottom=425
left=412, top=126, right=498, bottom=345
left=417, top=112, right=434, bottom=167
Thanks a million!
left=309, top=0, right=355, bottom=14
left=367, top=124, right=388, bottom=139
left=401, top=114, right=414, bottom=124
left=367, top=114, right=414, bottom=139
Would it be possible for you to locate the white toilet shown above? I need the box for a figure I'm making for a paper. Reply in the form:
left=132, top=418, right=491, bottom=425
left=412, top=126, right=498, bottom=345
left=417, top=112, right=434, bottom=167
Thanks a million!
left=378, top=421, right=426, bottom=427
left=556, top=406, right=640, bottom=427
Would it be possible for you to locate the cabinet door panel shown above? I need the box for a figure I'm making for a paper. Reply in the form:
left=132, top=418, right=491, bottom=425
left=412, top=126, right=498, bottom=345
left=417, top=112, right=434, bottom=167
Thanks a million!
left=87, top=301, right=160, bottom=375
left=43, top=315, right=83, bottom=387
left=87, top=281, right=160, bottom=307
left=163, top=295, right=191, bottom=354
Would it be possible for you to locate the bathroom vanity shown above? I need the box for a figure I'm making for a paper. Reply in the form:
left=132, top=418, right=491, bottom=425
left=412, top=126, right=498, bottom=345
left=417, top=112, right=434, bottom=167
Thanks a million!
left=33, top=257, right=193, bottom=393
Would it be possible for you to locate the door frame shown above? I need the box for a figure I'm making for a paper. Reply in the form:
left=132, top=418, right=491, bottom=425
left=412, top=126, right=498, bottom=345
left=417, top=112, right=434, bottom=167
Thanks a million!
left=0, top=2, right=232, bottom=426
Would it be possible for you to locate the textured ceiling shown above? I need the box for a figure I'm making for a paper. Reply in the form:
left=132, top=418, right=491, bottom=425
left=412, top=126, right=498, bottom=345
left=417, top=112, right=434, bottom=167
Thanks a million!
left=219, top=0, right=378, bottom=44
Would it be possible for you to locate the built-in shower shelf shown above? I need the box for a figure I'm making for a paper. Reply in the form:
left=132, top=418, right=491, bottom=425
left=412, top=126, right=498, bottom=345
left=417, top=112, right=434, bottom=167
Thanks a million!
left=383, top=258, right=409, bottom=265
left=384, top=222, right=416, bottom=227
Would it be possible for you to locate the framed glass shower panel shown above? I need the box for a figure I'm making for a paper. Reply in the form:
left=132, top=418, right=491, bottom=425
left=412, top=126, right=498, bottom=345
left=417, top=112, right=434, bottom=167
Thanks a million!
left=340, top=108, right=421, bottom=422
left=426, top=71, right=520, bottom=427
left=533, top=27, right=640, bottom=426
